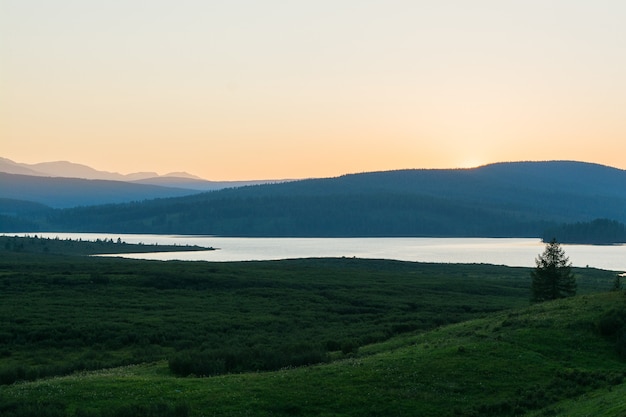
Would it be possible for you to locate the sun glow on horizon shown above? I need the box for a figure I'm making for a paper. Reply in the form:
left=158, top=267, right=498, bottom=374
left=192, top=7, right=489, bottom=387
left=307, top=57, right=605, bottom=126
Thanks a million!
left=2, top=1, right=626, bottom=179
left=456, top=159, right=487, bottom=170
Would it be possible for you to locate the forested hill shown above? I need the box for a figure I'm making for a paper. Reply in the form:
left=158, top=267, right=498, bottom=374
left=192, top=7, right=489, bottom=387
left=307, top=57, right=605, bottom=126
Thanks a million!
left=0, top=172, right=200, bottom=208
left=20, top=161, right=626, bottom=237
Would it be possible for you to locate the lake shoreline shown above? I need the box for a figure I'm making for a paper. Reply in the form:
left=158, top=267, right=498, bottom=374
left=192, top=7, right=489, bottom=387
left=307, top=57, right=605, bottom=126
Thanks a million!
left=4, top=232, right=625, bottom=271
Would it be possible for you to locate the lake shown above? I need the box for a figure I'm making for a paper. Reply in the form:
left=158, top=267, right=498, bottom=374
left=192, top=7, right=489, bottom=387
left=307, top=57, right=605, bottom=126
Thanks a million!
left=13, top=232, right=626, bottom=272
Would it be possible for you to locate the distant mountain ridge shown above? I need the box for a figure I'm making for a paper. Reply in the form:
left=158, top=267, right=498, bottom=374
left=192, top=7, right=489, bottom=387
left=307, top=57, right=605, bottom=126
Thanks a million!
left=0, top=157, right=202, bottom=181
left=0, top=157, right=290, bottom=192
left=16, top=160, right=625, bottom=238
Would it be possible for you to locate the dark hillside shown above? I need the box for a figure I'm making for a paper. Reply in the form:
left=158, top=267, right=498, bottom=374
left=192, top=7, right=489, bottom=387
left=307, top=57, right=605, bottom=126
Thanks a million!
left=0, top=198, right=51, bottom=215
left=8, top=161, right=626, bottom=236
left=0, top=199, right=52, bottom=232
left=0, top=172, right=200, bottom=208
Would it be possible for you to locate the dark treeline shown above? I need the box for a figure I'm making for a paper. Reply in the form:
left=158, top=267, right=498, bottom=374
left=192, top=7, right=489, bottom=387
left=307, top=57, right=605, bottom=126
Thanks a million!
left=0, top=198, right=51, bottom=232
left=543, top=218, right=626, bottom=244
left=0, top=235, right=213, bottom=255
left=43, top=192, right=553, bottom=237
left=4, top=161, right=626, bottom=237
left=0, top=214, right=41, bottom=232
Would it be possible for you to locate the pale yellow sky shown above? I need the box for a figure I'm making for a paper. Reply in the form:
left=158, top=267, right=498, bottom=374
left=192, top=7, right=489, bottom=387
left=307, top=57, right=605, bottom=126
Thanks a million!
left=2, top=1, right=625, bottom=180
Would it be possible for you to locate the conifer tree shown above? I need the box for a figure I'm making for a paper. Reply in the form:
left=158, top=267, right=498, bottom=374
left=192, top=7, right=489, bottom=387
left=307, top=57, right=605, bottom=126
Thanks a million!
left=531, top=238, right=576, bottom=302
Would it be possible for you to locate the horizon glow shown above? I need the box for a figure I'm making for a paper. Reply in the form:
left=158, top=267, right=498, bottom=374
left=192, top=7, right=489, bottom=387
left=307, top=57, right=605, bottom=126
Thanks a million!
left=2, top=1, right=626, bottom=180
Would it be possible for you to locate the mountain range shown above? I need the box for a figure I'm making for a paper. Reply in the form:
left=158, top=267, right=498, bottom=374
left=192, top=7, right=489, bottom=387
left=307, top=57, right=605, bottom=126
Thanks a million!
left=0, top=156, right=203, bottom=181
left=0, top=157, right=286, bottom=196
left=2, top=159, right=625, bottom=238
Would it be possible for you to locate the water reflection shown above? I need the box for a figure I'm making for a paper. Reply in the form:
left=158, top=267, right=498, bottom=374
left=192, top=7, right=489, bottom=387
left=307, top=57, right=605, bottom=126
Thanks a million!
left=12, top=233, right=625, bottom=271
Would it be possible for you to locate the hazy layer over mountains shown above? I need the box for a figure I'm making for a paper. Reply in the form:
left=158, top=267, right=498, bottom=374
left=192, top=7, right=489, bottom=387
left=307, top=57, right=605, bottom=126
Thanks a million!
left=0, top=156, right=202, bottom=181
left=0, top=157, right=285, bottom=201
left=2, top=158, right=625, bottom=238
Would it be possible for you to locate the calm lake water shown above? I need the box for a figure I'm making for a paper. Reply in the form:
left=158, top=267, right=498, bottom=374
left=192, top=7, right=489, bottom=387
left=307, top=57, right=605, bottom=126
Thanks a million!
left=13, top=232, right=626, bottom=272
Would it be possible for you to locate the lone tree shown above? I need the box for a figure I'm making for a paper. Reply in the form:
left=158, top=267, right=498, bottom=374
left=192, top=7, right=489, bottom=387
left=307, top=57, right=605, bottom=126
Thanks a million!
left=531, top=238, right=576, bottom=302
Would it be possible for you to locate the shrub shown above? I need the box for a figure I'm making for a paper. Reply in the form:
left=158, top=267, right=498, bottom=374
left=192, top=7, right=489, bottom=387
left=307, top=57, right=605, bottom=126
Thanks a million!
left=169, top=351, right=226, bottom=377
left=0, top=399, right=66, bottom=417
left=169, top=344, right=329, bottom=377
left=0, top=365, right=26, bottom=385
left=596, top=308, right=626, bottom=358
left=616, top=329, right=626, bottom=358
left=340, top=340, right=359, bottom=355
left=90, top=273, right=110, bottom=285
left=597, top=308, right=626, bottom=336
left=103, top=403, right=189, bottom=417
left=325, top=340, right=341, bottom=351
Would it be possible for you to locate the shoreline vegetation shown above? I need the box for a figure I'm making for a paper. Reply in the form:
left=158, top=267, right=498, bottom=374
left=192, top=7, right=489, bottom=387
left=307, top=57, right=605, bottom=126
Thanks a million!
left=0, top=234, right=215, bottom=255
left=542, top=218, right=626, bottom=245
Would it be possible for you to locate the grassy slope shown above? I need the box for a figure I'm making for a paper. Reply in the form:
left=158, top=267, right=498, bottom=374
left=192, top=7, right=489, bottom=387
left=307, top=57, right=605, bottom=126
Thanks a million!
left=1, top=292, right=625, bottom=416
left=0, top=239, right=622, bottom=415
left=0, top=252, right=541, bottom=385
left=525, top=383, right=626, bottom=416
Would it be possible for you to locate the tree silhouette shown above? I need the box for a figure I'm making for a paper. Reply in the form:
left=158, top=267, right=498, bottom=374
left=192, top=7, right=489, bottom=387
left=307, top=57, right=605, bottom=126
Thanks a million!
left=531, top=238, right=576, bottom=302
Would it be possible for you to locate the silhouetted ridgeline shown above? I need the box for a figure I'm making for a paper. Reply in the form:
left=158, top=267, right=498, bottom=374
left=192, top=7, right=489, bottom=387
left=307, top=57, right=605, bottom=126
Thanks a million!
left=4, top=161, right=626, bottom=237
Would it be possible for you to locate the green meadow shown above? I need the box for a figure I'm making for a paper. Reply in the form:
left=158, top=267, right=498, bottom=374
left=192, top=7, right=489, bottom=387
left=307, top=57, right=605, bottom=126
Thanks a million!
left=0, top=236, right=624, bottom=416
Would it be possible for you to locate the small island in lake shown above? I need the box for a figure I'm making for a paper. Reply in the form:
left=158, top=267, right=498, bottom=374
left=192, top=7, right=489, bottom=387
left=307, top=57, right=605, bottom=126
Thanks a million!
left=0, top=235, right=216, bottom=256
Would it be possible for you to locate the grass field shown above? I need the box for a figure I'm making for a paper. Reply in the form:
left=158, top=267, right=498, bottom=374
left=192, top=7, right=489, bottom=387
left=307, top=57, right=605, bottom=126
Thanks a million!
left=0, top=237, right=624, bottom=416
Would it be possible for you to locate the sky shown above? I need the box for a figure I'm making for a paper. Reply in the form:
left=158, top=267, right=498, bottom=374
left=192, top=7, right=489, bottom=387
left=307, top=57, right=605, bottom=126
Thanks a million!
left=2, top=1, right=625, bottom=180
